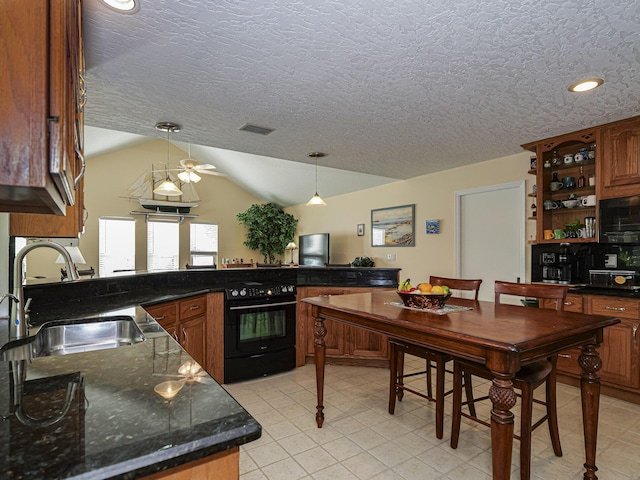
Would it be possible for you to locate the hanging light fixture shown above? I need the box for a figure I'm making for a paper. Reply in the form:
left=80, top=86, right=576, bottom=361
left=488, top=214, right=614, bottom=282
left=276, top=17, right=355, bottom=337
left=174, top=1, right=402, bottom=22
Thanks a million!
left=306, top=152, right=327, bottom=206
left=153, top=122, right=183, bottom=197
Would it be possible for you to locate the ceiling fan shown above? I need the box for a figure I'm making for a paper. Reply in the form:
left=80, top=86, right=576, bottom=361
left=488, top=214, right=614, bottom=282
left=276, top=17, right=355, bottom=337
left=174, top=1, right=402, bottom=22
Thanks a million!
left=163, top=145, right=226, bottom=183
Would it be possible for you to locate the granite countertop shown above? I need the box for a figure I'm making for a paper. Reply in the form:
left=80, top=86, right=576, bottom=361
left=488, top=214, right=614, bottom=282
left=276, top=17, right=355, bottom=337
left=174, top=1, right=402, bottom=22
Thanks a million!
left=0, top=306, right=261, bottom=479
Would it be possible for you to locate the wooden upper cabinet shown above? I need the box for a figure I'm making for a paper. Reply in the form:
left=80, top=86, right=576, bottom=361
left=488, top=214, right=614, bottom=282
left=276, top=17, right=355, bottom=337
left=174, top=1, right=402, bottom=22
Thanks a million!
left=1, top=0, right=85, bottom=228
left=599, top=116, right=640, bottom=199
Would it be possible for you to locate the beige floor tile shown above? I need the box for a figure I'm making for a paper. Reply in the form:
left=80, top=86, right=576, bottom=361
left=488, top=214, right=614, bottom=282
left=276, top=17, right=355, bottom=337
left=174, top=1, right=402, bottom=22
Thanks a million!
left=236, top=363, right=640, bottom=480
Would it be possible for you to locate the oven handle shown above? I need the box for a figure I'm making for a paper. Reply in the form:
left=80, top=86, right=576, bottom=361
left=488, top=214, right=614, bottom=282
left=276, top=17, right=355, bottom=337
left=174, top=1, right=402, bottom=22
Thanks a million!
left=228, top=300, right=297, bottom=311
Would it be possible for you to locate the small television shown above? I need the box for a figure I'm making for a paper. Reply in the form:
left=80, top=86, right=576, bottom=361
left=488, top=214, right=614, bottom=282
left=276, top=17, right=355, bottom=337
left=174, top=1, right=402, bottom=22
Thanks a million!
left=298, top=233, right=330, bottom=267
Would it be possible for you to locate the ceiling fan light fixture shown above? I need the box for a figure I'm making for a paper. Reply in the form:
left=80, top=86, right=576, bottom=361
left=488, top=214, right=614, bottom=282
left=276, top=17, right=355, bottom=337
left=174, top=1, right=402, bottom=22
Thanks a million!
left=568, top=77, right=604, bottom=93
left=178, top=170, right=201, bottom=183
left=306, top=152, right=327, bottom=207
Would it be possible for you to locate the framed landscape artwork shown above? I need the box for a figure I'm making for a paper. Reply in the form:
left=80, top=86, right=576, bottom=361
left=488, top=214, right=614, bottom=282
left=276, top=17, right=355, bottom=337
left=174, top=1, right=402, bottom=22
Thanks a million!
left=371, top=204, right=415, bottom=247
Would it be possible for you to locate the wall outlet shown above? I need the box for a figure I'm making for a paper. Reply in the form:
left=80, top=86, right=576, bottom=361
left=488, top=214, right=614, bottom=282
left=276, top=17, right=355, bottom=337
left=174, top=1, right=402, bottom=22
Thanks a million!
left=387, top=253, right=396, bottom=261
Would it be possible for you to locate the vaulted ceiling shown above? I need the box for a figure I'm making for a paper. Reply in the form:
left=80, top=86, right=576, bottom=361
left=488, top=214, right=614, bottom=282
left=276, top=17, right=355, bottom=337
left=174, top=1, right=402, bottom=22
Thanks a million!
left=82, top=0, right=640, bottom=206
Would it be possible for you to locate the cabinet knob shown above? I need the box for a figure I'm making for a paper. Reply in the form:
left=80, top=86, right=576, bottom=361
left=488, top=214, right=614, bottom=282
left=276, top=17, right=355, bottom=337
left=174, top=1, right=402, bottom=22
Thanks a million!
left=558, top=353, right=572, bottom=359
left=155, top=314, right=167, bottom=321
left=190, top=305, right=200, bottom=311
left=633, top=324, right=638, bottom=346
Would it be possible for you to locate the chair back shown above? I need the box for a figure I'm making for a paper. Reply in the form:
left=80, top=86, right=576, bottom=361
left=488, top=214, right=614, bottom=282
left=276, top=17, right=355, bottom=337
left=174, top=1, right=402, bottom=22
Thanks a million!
left=494, top=281, right=568, bottom=310
left=429, top=276, right=482, bottom=301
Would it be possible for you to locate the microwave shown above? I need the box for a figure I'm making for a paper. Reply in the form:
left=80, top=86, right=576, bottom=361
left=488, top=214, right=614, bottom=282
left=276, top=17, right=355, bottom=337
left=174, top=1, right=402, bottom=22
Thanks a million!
left=599, top=195, right=640, bottom=244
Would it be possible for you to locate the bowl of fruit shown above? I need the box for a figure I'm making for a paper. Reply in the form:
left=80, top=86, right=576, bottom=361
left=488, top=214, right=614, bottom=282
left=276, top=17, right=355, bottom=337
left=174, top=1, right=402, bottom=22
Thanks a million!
left=397, top=279, right=451, bottom=309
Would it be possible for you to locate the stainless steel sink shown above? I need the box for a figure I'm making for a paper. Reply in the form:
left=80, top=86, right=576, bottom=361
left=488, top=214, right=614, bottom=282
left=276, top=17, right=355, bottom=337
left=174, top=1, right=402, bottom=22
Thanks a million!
left=1, top=316, right=145, bottom=361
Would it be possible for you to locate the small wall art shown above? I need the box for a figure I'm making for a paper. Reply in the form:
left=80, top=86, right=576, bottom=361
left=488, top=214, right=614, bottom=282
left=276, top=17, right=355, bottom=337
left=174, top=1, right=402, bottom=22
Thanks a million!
left=357, top=223, right=365, bottom=236
left=371, top=204, right=415, bottom=247
left=426, top=220, right=440, bottom=234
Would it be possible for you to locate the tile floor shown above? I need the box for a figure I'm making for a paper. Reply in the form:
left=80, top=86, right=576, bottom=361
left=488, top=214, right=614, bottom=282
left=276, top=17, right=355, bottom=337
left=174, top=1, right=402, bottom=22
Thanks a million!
left=224, top=357, right=640, bottom=479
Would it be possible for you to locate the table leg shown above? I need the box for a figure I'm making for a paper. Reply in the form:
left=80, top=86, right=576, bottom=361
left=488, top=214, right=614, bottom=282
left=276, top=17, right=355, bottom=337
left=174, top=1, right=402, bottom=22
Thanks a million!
left=314, top=316, right=327, bottom=428
left=579, top=343, right=602, bottom=480
left=489, top=373, right=517, bottom=480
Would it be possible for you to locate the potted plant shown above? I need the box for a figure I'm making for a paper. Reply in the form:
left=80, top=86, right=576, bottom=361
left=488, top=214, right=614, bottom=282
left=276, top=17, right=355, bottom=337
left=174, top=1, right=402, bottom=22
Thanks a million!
left=237, top=203, right=298, bottom=264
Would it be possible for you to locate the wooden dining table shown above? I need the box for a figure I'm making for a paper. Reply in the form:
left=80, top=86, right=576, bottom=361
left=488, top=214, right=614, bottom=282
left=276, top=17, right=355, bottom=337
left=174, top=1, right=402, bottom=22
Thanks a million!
left=301, top=290, right=621, bottom=480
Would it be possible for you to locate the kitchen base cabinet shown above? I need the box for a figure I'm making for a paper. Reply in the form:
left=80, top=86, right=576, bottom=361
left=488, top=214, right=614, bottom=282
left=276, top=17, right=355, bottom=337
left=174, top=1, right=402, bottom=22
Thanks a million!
left=548, top=293, right=640, bottom=404
left=144, top=295, right=207, bottom=373
left=297, top=286, right=391, bottom=368
left=141, top=447, right=239, bottom=480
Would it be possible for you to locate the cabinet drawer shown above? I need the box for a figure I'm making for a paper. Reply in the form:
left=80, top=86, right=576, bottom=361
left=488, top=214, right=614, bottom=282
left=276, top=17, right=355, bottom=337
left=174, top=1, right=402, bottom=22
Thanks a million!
left=563, top=293, right=584, bottom=313
left=179, top=296, right=207, bottom=320
left=145, top=303, right=177, bottom=327
left=589, top=296, right=640, bottom=319
left=557, top=348, right=583, bottom=376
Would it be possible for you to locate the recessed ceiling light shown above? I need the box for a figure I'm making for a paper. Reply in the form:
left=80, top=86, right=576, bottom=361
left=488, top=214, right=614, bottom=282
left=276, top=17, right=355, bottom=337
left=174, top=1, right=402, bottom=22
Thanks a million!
left=568, top=78, right=604, bottom=93
left=100, top=0, right=139, bottom=14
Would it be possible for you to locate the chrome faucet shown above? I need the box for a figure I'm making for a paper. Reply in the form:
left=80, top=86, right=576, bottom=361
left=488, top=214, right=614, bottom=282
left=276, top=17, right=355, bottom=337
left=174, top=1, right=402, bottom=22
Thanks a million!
left=9, top=241, right=80, bottom=341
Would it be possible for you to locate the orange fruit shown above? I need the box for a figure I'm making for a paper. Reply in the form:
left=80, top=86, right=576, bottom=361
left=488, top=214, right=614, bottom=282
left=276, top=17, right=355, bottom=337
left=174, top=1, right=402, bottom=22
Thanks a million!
left=431, top=285, right=444, bottom=295
left=417, top=282, right=432, bottom=293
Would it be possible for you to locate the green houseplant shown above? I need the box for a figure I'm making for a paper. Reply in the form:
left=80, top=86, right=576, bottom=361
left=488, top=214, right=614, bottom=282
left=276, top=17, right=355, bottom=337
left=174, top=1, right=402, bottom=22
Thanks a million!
left=237, top=203, right=298, bottom=264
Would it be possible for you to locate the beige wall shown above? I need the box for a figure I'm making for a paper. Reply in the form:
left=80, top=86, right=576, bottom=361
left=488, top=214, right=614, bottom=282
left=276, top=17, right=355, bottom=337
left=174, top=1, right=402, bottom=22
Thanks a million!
left=287, top=151, right=534, bottom=283
left=24, top=145, right=535, bottom=282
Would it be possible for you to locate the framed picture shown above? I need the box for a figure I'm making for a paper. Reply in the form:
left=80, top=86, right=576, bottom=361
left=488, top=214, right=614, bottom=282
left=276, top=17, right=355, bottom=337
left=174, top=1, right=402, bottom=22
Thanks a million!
left=426, top=220, right=440, bottom=234
left=357, top=223, right=365, bottom=236
left=371, top=204, right=415, bottom=247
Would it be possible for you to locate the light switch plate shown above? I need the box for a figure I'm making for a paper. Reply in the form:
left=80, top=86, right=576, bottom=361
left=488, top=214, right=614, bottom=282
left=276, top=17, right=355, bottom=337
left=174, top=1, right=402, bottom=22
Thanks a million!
left=605, top=253, right=617, bottom=268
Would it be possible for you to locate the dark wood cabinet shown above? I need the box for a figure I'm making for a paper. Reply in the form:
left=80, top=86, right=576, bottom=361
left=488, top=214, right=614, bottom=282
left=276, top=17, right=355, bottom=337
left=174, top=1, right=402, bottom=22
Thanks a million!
left=545, top=293, right=640, bottom=404
left=145, top=295, right=207, bottom=370
left=297, top=286, right=390, bottom=367
left=1, top=0, right=85, bottom=233
left=599, top=116, right=640, bottom=199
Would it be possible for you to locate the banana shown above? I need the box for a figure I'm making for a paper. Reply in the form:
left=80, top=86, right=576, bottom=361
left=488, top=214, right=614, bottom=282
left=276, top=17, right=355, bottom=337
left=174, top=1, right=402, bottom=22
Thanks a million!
left=398, top=278, right=412, bottom=292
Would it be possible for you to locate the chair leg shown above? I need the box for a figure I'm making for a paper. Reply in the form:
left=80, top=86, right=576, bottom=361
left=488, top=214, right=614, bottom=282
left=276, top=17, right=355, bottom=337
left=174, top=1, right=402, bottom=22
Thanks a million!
left=426, top=358, right=433, bottom=398
left=396, top=349, right=405, bottom=402
left=462, top=371, right=476, bottom=417
left=546, top=369, right=563, bottom=457
left=519, top=383, right=534, bottom=480
left=388, top=343, right=398, bottom=414
left=450, top=361, right=463, bottom=449
left=435, top=356, right=445, bottom=439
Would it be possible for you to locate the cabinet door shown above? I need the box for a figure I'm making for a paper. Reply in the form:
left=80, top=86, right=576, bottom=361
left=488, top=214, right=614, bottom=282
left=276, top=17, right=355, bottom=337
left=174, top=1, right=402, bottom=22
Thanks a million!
left=598, top=319, right=640, bottom=389
left=347, top=325, right=388, bottom=359
left=588, top=295, right=640, bottom=389
left=180, top=315, right=207, bottom=368
left=599, top=117, right=640, bottom=199
left=145, top=302, right=179, bottom=341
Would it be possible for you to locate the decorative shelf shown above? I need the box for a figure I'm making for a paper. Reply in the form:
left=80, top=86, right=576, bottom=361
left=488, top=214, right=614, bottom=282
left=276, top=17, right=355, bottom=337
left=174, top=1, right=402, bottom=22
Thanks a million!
left=130, top=211, right=197, bottom=224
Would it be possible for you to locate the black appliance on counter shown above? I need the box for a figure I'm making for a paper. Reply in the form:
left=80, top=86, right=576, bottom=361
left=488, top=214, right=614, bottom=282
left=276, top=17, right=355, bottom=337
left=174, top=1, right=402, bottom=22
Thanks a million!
left=224, top=282, right=297, bottom=383
left=599, top=195, right=640, bottom=244
left=532, top=243, right=594, bottom=284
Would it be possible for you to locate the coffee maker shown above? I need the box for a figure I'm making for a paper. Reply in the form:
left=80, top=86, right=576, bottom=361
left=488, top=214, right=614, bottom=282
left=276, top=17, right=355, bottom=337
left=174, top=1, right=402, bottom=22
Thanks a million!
left=540, top=252, right=560, bottom=283
left=557, top=243, right=574, bottom=284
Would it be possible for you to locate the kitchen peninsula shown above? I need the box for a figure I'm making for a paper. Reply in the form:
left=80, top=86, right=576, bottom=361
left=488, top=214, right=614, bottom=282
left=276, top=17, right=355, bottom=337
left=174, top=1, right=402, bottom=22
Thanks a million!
left=0, top=266, right=399, bottom=479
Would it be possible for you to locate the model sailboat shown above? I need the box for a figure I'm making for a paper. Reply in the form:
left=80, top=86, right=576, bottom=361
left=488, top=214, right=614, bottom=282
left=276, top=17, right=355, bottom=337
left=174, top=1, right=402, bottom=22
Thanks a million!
left=128, top=166, right=199, bottom=214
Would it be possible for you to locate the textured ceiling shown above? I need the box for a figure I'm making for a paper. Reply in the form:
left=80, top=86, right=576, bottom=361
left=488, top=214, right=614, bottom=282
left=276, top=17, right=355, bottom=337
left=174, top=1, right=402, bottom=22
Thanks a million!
left=82, top=0, right=640, bottom=206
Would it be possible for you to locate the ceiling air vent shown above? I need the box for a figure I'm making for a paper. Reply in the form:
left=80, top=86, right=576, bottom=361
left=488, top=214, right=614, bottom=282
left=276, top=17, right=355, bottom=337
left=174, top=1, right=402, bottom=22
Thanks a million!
left=239, top=124, right=275, bottom=135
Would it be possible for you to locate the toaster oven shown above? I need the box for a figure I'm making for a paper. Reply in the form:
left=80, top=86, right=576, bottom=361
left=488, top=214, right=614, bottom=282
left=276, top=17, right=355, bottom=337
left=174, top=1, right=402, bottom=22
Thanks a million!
left=589, top=270, right=640, bottom=290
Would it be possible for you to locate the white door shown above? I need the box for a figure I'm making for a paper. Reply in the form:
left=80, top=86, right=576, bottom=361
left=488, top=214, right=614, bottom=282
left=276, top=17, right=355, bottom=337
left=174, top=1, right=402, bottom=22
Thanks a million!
left=455, top=181, right=526, bottom=303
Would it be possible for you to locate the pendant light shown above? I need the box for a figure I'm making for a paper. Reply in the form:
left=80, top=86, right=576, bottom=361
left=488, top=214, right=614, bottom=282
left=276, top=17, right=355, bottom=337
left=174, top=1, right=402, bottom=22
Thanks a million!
left=153, top=122, right=183, bottom=197
left=306, top=152, right=327, bottom=206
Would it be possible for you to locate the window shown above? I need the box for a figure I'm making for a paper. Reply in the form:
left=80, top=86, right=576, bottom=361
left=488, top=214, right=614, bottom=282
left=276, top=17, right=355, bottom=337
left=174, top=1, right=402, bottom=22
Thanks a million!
left=99, top=217, right=135, bottom=276
left=190, top=222, right=218, bottom=266
left=147, top=220, right=180, bottom=272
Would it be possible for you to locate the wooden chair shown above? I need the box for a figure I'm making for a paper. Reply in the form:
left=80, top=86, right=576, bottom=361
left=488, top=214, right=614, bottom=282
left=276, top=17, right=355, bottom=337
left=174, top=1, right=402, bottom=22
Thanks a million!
left=389, top=276, right=482, bottom=439
left=450, top=281, right=569, bottom=480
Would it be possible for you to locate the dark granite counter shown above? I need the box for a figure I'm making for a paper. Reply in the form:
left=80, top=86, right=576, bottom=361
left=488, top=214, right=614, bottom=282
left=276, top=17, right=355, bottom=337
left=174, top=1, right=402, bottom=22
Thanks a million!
left=0, top=306, right=261, bottom=479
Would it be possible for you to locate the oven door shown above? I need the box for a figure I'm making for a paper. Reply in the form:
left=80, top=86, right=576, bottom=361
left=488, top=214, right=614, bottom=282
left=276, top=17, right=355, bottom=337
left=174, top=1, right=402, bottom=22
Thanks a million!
left=224, top=297, right=296, bottom=358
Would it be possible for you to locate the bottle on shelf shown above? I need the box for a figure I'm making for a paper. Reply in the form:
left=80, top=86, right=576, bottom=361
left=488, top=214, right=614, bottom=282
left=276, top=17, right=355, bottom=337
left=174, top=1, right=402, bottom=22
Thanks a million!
left=578, top=166, right=586, bottom=188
